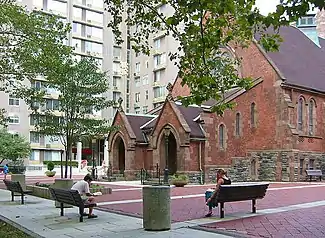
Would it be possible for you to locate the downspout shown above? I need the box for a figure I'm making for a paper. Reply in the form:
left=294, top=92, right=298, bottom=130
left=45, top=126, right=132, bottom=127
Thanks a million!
left=199, top=141, right=203, bottom=184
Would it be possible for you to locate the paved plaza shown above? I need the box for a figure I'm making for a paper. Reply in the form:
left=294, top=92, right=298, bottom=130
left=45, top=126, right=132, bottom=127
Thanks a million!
left=0, top=176, right=325, bottom=237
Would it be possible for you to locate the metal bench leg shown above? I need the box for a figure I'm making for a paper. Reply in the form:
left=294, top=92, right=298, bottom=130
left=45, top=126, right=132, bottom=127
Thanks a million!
left=79, top=207, right=84, bottom=222
left=21, top=193, right=24, bottom=205
left=220, top=202, right=225, bottom=218
left=60, top=203, right=64, bottom=216
left=11, top=191, right=14, bottom=202
left=252, top=199, right=256, bottom=213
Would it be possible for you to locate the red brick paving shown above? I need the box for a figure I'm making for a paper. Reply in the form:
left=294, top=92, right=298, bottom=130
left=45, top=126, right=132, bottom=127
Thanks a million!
left=198, top=206, right=325, bottom=238
left=98, top=184, right=325, bottom=222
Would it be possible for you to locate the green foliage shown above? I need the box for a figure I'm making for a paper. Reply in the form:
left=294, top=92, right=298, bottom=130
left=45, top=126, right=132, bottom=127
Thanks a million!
left=0, top=129, right=31, bottom=163
left=45, top=170, right=56, bottom=177
left=171, top=173, right=189, bottom=181
left=43, top=160, right=78, bottom=168
left=0, top=220, right=31, bottom=238
left=105, top=0, right=325, bottom=114
left=47, top=161, right=54, bottom=171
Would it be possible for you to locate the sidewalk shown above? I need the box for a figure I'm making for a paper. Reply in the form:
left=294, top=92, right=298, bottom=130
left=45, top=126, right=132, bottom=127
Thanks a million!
left=0, top=189, right=232, bottom=238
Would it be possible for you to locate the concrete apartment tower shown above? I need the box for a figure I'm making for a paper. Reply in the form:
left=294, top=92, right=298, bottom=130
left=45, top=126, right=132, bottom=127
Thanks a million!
left=129, top=4, right=180, bottom=114
left=0, top=0, right=129, bottom=170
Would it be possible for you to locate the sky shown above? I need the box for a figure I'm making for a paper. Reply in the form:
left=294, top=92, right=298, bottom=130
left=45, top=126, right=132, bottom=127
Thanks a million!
left=255, top=0, right=280, bottom=16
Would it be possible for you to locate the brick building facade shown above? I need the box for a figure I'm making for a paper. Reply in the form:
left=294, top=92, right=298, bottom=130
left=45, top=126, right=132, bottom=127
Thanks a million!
left=108, top=26, right=325, bottom=183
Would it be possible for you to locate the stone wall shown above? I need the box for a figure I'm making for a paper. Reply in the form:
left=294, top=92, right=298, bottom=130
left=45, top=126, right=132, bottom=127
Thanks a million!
left=204, top=150, right=325, bottom=183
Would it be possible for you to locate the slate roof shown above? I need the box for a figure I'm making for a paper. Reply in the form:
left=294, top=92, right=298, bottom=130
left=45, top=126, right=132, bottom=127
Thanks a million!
left=319, top=37, right=325, bottom=50
left=263, top=26, right=325, bottom=92
left=125, top=114, right=155, bottom=142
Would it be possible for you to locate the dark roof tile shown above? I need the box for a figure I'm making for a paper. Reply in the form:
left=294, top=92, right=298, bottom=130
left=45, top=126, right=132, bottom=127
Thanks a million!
left=126, top=114, right=155, bottom=142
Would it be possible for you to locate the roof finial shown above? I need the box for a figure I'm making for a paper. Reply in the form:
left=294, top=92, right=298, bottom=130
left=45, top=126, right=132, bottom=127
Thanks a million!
left=166, top=82, right=173, bottom=100
left=118, top=97, right=123, bottom=112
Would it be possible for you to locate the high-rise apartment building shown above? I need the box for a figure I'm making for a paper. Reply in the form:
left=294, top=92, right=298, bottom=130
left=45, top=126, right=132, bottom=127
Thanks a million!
left=129, top=4, right=179, bottom=114
left=0, top=0, right=129, bottom=168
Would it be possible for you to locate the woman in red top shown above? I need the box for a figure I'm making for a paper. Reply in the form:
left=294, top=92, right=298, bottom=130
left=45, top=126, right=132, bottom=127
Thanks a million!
left=205, top=169, right=231, bottom=217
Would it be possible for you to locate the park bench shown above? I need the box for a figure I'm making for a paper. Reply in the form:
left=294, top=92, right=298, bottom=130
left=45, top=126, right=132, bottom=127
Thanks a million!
left=215, top=183, right=269, bottom=218
left=306, top=169, right=322, bottom=182
left=49, top=187, right=97, bottom=222
left=3, top=180, right=32, bottom=204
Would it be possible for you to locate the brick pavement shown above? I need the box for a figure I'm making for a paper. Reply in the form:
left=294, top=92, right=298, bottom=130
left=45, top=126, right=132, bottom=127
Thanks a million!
left=196, top=206, right=325, bottom=238
left=98, top=183, right=325, bottom=222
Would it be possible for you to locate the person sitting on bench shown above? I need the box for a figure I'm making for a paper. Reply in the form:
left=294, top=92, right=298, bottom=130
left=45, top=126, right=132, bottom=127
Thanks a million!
left=71, top=174, right=97, bottom=219
left=205, top=169, right=231, bottom=217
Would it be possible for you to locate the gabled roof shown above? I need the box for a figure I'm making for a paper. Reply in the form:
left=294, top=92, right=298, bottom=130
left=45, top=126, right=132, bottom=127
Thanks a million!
left=125, top=114, right=156, bottom=142
left=261, top=26, right=325, bottom=93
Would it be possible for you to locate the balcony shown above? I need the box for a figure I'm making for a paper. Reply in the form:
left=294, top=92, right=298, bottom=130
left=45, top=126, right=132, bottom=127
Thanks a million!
left=153, top=63, right=167, bottom=71
left=112, top=86, right=121, bottom=92
left=73, top=18, right=103, bottom=29
left=152, top=81, right=161, bottom=88
left=153, top=30, right=167, bottom=40
left=153, top=96, right=165, bottom=103
left=113, top=56, right=121, bottom=62
left=113, top=71, right=121, bottom=76
left=72, top=34, right=103, bottom=44
left=73, top=1, right=104, bottom=14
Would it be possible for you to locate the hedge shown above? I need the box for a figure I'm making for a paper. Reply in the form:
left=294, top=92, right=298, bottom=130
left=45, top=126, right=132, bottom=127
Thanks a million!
left=43, top=161, right=79, bottom=168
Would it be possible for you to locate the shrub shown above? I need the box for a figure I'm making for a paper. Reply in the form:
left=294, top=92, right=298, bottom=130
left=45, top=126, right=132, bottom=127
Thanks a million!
left=47, top=161, right=54, bottom=171
left=43, top=160, right=78, bottom=168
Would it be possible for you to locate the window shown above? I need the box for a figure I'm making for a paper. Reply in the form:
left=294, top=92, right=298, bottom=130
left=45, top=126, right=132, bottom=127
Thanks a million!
left=135, top=52, right=140, bottom=57
left=9, top=96, right=19, bottom=106
left=218, top=124, right=225, bottom=149
left=153, top=86, right=166, bottom=98
left=126, top=95, right=130, bottom=108
left=135, top=93, right=140, bottom=102
left=135, top=62, right=141, bottom=73
left=85, top=41, right=102, bottom=54
left=113, top=92, right=121, bottom=101
left=126, top=80, right=130, bottom=93
left=297, top=97, right=303, bottom=131
left=30, top=115, right=39, bottom=126
left=154, top=38, right=161, bottom=49
left=146, top=61, right=149, bottom=68
left=235, top=112, right=240, bottom=136
left=30, top=132, right=40, bottom=143
left=48, top=0, right=67, bottom=16
left=154, top=70, right=161, bottom=82
left=86, top=26, right=102, bottom=39
left=73, top=7, right=82, bottom=20
left=9, top=115, right=19, bottom=124
left=142, top=75, right=149, bottom=85
left=113, top=62, right=120, bottom=74
left=250, top=102, right=256, bottom=127
left=113, top=47, right=121, bottom=58
left=33, top=0, right=43, bottom=8
left=30, top=150, right=40, bottom=161
left=299, top=159, right=304, bottom=175
left=309, top=159, right=315, bottom=170
left=135, top=108, right=140, bottom=114
left=251, top=159, right=256, bottom=176
left=85, top=10, right=102, bottom=24
left=308, top=99, right=315, bottom=135
left=44, top=151, right=60, bottom=161
left=46, top=99, right=60, bottom=110
left=135, top=77, right=140, bottom=87
left=143, top=106, right=148, bottom=114
left=113, top=76, right=121, bottom=87
left=72, top=23, right=82, bottom=35
left=154, top=53, right=166, bottom=68
left=145, top=90, right=149, bottom=100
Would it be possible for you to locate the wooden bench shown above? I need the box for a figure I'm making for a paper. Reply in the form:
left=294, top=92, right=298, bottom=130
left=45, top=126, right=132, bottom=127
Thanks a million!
left=306, top=169, right=322, bottom=182
left=215, top=183, right=269, bottom=218
left=3, top=180, right=32, bottom=204
left=49, top=187, right=97, bottom=222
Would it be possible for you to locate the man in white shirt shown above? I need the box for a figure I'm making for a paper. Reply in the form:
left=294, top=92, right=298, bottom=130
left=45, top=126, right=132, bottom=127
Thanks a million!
left=71, top=174, right=97, bottom=218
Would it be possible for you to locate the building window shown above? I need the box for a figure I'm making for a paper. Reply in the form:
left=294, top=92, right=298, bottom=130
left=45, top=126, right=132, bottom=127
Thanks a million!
left=113, top=92, right=121, bottom=102
left=126, top=95, right=130, bottom=108
left=126, top=80, right=130, bottom=94
left=135, top=62, right=141, bottom=73
left=308, top=99, right=315, bottom=135
left=30, top=132, right=40, bottom=143
left=153, top=86, right=166, bottom=98
left=135, top=77, right=140, bottom=87
left=8, top=115, right=19, bottom=124
left=297, top=97, right=304, bottom=131
left=135, top=108, right=140, bottom=114
left=250, top=102, right=256, bottom=127
left=154, top=38, right=161, bottom=49
left=135, top=93, right=140, bottom=102
left=308, top=159, right=315, bottom=170
left=145, top=90, right=149, bottom=100
left=143, top=106, right=148, bottom=114
left=146, top=61, right=149, bottom=68
left=251, top=159, right=256, bottom=176
left=154, top=53, right=166, bottom=68
left=46, top=99, right=60, bottom=110
left=9, top=96, right=19, bottom=106
left=299, top=159, right=304, bottom=175
left=30, top=150, right=40, bottom=161
left=142, top=75, right=149, bottom=85
left=235, top=112, right=240, bottom=136
left=218, top=124, right=225, bottom=149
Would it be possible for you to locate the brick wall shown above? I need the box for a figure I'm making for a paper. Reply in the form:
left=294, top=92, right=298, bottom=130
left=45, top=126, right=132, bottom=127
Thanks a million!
left=316, top=10, right=325, bottom=39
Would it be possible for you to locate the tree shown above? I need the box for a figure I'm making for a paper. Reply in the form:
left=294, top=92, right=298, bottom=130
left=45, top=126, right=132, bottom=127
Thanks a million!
left=18, top=57, right=115, bottom=178
left=0, top=129, right=31, bottom=166
left=105, top=0, right=325, bottom=114
left=0, top=0, right=72, bottom=119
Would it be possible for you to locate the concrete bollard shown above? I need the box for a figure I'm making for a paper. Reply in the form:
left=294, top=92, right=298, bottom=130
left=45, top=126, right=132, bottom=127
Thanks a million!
left=142, top=185, right=171, bottom=231
left=51, top=178, right=74, bottom=208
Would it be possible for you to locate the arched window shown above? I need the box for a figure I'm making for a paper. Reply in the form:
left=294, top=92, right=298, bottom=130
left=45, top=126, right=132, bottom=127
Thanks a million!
left=308, top=99, right=315, bottom=135
left=297, top=97, right=303, bottom=131
left=235, top=112, right=240, bottom=136
left=250, top=103, right=256, bottom=127
left=219, top=124, right=225, bottom=149
left=251, top=159, right=256, bottom=176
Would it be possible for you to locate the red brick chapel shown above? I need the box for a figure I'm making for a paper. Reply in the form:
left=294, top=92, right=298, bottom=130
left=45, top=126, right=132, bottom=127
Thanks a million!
left=107, top=26, right=325, bottom=183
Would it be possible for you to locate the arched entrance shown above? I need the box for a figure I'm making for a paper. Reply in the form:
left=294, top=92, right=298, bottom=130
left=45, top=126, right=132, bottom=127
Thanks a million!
left=159, top=131, right=178, bottom=175
left=115, top=137, right=125, bottom=174
left=167, top=133, right=177, bottom=174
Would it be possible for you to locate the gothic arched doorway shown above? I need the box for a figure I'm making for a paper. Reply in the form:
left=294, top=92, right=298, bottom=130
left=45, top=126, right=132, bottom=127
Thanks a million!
left=115, top=137, right=125, bottom=174
left=160, top=131, right=178, bottom=175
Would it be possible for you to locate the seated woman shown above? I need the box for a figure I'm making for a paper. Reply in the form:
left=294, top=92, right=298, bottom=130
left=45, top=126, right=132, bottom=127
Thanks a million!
left=205, top=169, right=231, bottom=217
